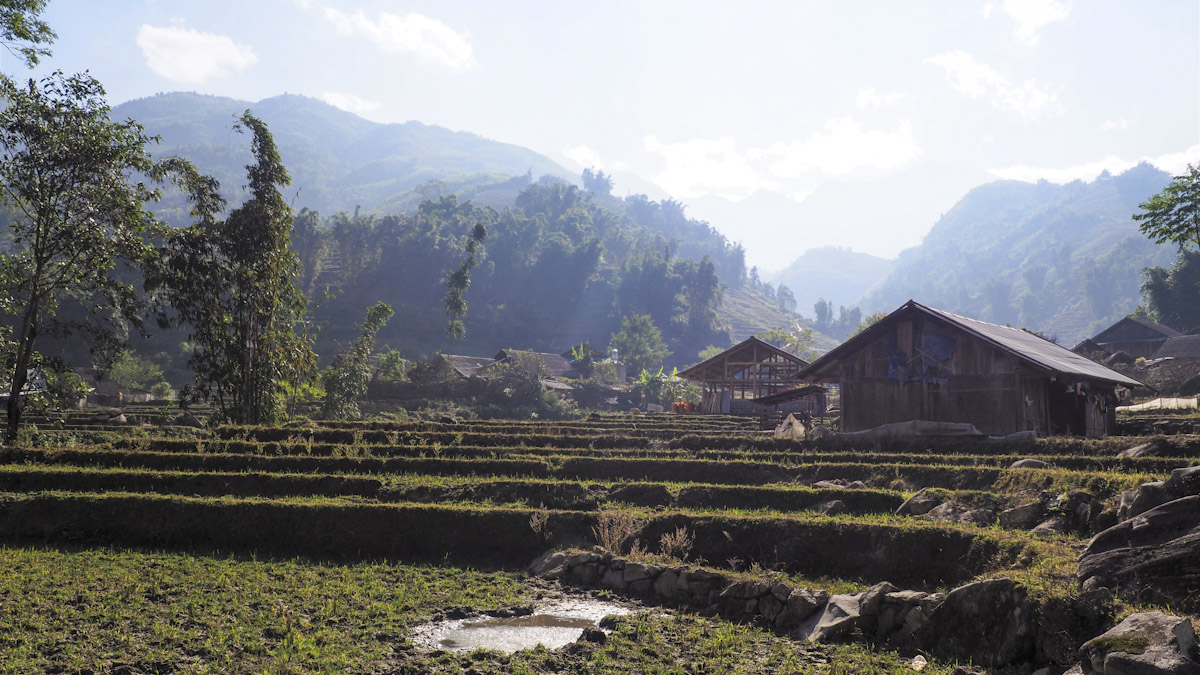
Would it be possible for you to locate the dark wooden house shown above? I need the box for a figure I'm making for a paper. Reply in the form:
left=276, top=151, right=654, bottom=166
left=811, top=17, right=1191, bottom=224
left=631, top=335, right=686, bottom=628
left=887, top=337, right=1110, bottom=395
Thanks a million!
left=1086, top=317, right=1182, bottom=360
left=679, top=336, right=810, bottom=414
left=800, top=300, right=1143, bottom=437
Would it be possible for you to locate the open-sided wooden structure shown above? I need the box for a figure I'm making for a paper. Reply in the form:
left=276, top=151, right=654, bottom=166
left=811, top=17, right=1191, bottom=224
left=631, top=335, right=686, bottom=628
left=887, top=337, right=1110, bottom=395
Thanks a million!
left=800, top=300, right=1143, bottom=437
left=679, top=336, right=809, bottom=414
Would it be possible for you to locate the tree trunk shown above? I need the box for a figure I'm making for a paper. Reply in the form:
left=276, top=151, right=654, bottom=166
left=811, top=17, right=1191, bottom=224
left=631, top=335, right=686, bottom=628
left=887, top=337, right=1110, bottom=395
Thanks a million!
left=5, top=298, right=39, bottom=444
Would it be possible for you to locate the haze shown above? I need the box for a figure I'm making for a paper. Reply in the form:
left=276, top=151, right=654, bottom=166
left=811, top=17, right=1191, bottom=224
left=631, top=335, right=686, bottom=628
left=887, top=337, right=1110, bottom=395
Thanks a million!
left=27, top=0, right=1200, bottom=269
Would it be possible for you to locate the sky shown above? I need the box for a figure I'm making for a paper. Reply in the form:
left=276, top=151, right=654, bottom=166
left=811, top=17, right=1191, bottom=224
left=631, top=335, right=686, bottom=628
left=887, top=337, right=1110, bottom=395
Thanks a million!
left=18, top=0, right=1200, bottom=267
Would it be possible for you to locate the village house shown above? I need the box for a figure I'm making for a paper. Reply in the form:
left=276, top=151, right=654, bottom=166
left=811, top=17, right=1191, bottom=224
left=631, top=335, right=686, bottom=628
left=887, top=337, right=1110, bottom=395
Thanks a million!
left=799, top=300, right=1143, bottom=438
left=1078, top=316, right=1182, bottom=361
left=679, top=336, right=816, bottom=414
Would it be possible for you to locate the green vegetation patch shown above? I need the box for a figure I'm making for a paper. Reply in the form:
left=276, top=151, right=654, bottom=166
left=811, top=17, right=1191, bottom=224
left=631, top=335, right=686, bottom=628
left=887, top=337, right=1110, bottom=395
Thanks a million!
left=0, top=546, right=530, bottom=674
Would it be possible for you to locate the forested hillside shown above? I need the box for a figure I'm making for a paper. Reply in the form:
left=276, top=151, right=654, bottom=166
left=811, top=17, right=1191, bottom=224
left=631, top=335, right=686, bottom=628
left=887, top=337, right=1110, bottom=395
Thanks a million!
left=858, top=164, right=1175, bottom=344
left=290, top=181, right=802, bottom=370
left=114, top=92, right=571, bottom=220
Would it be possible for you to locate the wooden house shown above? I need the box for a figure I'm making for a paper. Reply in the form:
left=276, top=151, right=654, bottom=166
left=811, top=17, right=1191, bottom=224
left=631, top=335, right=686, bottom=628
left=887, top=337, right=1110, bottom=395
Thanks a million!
left=1086, top=317, right=1182, bottom=360
left=800, top=300, right=1143, bottom=437
left=679, top=336, right=809, bottom=414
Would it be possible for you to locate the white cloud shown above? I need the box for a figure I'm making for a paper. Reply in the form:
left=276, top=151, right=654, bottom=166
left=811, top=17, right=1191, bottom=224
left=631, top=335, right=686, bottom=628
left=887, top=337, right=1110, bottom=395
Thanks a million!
left=1101, top=118, right=1130, bottom=132
left=136, top=25, right=257, bottom=84
left=856, top=88, right=908, bottom=109
left=999, top=0, right=1071, bottom=45
left=562, top=144, right=605, bottom=169
left=759, top=118, right=922, bottom=178
left=643, top=135, right=776, bottom=200
left=987, top=145, right=1200, bottom=183
left=641, top=119, right=922, bottom=199
left=927, top=50, right=1063, bottom=121
left=324, top=8, right=473, bottom=71
left=856, top=88, right=907, bottom=109
left=320, top=91, right=381, bottom=116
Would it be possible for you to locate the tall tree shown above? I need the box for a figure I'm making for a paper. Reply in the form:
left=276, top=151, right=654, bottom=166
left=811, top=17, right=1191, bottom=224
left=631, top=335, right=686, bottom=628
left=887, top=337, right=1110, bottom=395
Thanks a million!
left=151, top=112, right=315, bottom=424
left=0, top=71, right=163, bottom=442
left=444, top=222, right=487, bottom=338
left=321, top=301, right=392, bottom=420
left=1134, top=164, right=1200, bottom=252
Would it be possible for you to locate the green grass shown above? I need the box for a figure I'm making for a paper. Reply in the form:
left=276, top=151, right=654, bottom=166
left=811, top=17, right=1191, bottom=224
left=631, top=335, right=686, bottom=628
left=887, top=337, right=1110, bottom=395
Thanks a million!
left=0, top=546, right=531, bottom=674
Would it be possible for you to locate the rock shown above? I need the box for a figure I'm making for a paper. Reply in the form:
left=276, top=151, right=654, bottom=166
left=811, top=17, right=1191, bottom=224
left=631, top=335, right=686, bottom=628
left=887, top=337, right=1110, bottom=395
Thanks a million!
left=1000, top=501, right=1046, bottom=530
left=759, top=594, right=784, bottom=623
left=1079, top=496, right=1200, bottom=611
left=845, top=481, right=868, bottom=490
left=924, top=501, right=994, bottom=525
left=654, top=568, right=679, bottom=600
left=897, top=488, right=944, bottom=516
left=915, top=578, right=1035, bottom=667
left=107, top=413, right=129, bottom=425
left=623, top=563, right=648, bottom=583
left=771, top=582, right=793, bottom=604
left=778, top=588, right=829, bottom=628
left=529, top=550, right=567, bottom=576
left=580, top=626, right=607, bottom=644
left=174, top=412, right=202, bottom=428
left=910, top=654, right=927, bottom=671
left=1080, top=611, right=1200, bottom=675
left=439, top=414, right=459, bottom=425
left=600, top=567, right=624, bottom=590
left=801, top=592, right=864, bottom=642
left=816, top=499, right=847, bottom=515
left=813, top=480, right=847, bottom=490
left=1166, top=466, right=1200, bottom=499
left=1011, top=458, right=1051, bottom=469
left=1130, top=482, right=1171, bottom=519
left=1119, top=440, right=1166, bottom=458
left=1033, top=517, right=1068, bottom=535
left=859, top=581, right=899, bottom=616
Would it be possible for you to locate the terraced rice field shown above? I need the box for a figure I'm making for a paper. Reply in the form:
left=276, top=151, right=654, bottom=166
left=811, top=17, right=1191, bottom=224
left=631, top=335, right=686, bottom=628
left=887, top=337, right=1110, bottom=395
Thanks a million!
left=2, top=407, right=1198, bottom=673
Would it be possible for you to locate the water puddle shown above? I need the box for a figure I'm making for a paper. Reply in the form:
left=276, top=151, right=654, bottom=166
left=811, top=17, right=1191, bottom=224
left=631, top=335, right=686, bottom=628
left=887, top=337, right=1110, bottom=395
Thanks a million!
left=411, top=599, right=633, bottom=653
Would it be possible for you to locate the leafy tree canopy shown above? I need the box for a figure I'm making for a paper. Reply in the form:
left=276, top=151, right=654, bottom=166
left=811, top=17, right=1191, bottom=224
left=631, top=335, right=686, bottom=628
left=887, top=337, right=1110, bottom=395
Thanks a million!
left=0, top=0, right=54, bottom=67
left=609, top=314, right=669, bottom=375
left=1134, top=164, right=1200, bottom=252
left=0, top=71, right=164, bottom=441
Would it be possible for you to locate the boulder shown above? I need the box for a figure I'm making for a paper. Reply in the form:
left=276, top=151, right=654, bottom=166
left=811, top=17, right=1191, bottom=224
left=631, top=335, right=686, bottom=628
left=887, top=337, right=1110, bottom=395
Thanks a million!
left=816, top=499, right=847, bottom=515
left=1080, top=612, right=1200, bottom=675
left=1165, top=467, right=1200, bottom=499
left=915, top=578, right=1035, bottom=667
left=924, top=501, right=994, bottom=526
left=1000, top=501, right=1046, bottom=530
left=777, top=587, right=829, bottom=628
left=529, top=550, right=567, bottom=576
left=1130, top=482, right=1172, bottom=519
left=1119, top=440, right=1167, bottom=458
left=654, top=568, right=679, bottom=600
left=1079, top=496, right=1200, bottom=611
left=174, top=412, right=203, bottom=428
left=1033, top=517, right=1068, bottom=535
left=897, top=488, right=944, bottom=516
left=1011, top=458, right=1051, bottom=469
left=801, top=592, right=864, bottom=642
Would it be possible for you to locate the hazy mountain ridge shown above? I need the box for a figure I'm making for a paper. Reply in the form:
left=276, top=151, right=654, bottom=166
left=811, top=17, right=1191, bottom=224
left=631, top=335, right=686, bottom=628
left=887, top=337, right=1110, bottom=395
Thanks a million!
left=770, top=247, right=896, bottom=316
left=115, top=92, right=571, bottom=218
left=858, top=163, right=1176, bottom=344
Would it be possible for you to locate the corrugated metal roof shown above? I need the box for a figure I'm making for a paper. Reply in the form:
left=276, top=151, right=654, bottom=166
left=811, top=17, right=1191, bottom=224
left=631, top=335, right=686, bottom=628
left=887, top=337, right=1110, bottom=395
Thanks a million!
left=802, top=300, right=1143, bottom=388
left=1153, top=335, right=1200, bottom=359
left=916, top=303, right=1143, bottom=387
left=441, top=354, right=497, bottom=378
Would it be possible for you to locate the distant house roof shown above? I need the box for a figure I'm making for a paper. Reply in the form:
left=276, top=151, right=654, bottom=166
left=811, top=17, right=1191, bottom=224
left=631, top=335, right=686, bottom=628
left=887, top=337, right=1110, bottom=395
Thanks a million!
left=679, top=336, right=808, bottom=382
left=802, top=300, right=1143, bottom=388
left=560, top=343, right=604, bottom=359
left=441, top=354, right=497, bottom=378
left=1092, top=316, right=1182, bottom=344
left=494, top=349, right=580, bottom=379
left=1071, top=338, right=1106, bottom=355
left=1153, top=335, right=1200, bottom=359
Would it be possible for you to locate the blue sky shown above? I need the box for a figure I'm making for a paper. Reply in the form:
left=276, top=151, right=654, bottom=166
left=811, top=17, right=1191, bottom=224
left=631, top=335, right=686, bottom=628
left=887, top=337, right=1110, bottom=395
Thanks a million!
left=19, top=0, right=1200, bottom=265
